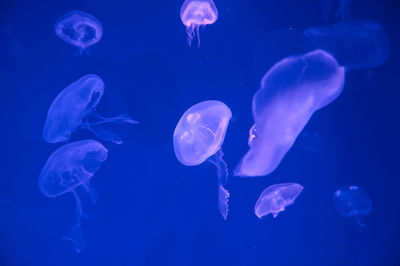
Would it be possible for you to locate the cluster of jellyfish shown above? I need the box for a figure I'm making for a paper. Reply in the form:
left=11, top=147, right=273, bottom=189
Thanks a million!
left=39, top=13, right=137, bottom=252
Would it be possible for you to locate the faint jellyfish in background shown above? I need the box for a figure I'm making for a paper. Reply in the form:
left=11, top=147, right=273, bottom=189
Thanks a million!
left=173, top=100, right=231, bottom=219
left=235, top=50, right=345, bottom=177
left=304, top=19, right=390, bottom=70
left=333, top=185, right=372, bottom=227
left=255, top=183, right=303, bottom=219
left=43, top=74, right=137, bottom=144
left=55, top=10, right=103, bottom=55
left=38, top=140, right=107, bottom=252
left=321, top=0, right=352, bottom=22
left=180, top=0, right=218, bottom=47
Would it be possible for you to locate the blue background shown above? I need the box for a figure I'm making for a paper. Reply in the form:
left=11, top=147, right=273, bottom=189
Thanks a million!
left=0, top=0, right=399, bottom=265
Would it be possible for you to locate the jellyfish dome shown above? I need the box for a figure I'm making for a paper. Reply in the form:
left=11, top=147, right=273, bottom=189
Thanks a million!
left=173, top=100, right=232, bottom=220
left=255, top=183, right=303, bottom=219
left=333, top=185, right=372, bottom=227
left=180, top=0, right=218, bottom=46
left=43, top=74, right=137, bottom=144
left=55, top=10, right=103, bottom=54
left=235, top=50, right=345, bottom=177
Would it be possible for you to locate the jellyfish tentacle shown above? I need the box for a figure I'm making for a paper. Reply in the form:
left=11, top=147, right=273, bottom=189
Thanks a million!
left=90, top=112, right=138, bottom=126
left=83, top=115, right=123, bottom=144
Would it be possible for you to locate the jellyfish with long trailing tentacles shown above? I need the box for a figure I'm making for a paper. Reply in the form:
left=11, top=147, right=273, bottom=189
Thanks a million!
left=173, top=100, right=231, bottom=219
left=43, top=74, right=137, bottom=145
left=180, top=0, right=218, bottom=47
left=333, top=185, right=372, bottom=227
left=235, top=50, right=345, bottom=177
left=55, top=10, right=103, bottom=55
left=38, top=140, right=107, bottom=252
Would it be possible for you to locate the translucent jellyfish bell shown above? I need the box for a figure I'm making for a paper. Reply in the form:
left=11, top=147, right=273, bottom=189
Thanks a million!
left=254, top=183, right=303, bottom=219
left=43, top=74, right=137, bottom=144
left=55, top=10, right=103, bottom=55
left=333, top=185, right=372, bottom=227
left=173, top=100, right=231, bottom=219
left=180, top=0, right=218, bottom=47
left=235, top=50, right=345, bottom=177
left=38, top=140, right=108, bottom=252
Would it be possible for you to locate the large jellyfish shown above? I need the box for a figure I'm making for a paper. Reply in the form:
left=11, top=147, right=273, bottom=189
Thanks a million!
left=173, top=100, right=231, bottom=219
left=55, top=10, right=103, bottom=55
left=38, top=140, right=107, bottom=252
left=304, top=19, right=390, bottom=70
left=43, top=74, right=137, bottom=144
left=235, top=50, right=345, bottom=177
left=333, top=185, right=372, bottom=227
left=180, top=0, right=218, bottom=47
left=254, top=183, right=303, bottom=219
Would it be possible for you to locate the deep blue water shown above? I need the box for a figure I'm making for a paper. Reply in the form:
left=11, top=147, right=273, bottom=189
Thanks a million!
left=0, top=0, right=399, bottom=265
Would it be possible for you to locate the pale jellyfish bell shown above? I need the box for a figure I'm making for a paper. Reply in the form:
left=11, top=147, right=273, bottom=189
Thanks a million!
left=173, top=100, right=231, bottom=219
left=180, top=0, right=218, bottom=46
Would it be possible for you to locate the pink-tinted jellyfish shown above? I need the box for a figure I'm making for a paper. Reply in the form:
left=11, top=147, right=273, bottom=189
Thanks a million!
left=235, top=50, right=345, bottom=177
left=43, top=74, right=137, bottom=145
left=38, top=140, right=107, bottom=252
left=255, top=183, right=303, bottom=219
left=173, top=100, right=231, bottom=219
left=180, top=0, right=218, bottom=47
left=55, top=10, right=103, bottom=55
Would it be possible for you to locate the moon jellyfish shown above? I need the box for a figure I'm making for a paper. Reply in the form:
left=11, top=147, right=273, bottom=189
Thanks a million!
left=255, top=183, right=303, bottom=219
left=43, top=74, right=137, bottom=144
left=235, top=50, right=345, bottom=177
left=304, top=19, right=390, bottom=70
left=55, top=10, right=103, bottom=54
left=38, top=140, right=107, bottom=252
left=173, top=100, right=231, bottom=219
left=333, top=185, right=372, bottom=227
left=180, top=0, right=218, bottom=47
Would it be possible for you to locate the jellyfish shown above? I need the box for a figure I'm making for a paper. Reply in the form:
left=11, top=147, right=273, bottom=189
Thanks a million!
left=180, top=0, right=218, bottom=47
left=173, top=100, right=231, bottom=219
left=254, top=183, right=303, bottom=219
left=304, top=19, right=390, bottom=70
left=38, top=140, right=107, bottom=252
left=43, top=74, right=137, bottom=144
left=333, top=185, right=372, bottom=227
left=55, top=10, right=103, bottom=54
left=235, top=50, right=345, bottom=177
left=321, top=0, right=352, bottom=22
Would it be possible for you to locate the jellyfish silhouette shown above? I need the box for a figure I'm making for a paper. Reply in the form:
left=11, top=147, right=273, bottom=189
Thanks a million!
left=254, top=183, right=303, bottom=219
left=321, top=0, right=352, bottom=22
left=43, top=74, right=137, bottom=144
left=235, top=50, right=345, bottom=177
left=180, top=0, right=218, bottom=47
left=333, top=185, right=372, bottom=227
left=173, top=100, right=231, bottom=219
left=38, top=140, right=107, bottom=252
left=304, top=19, right=390, bottom=70
left=55, top=10, right=103, bottom=55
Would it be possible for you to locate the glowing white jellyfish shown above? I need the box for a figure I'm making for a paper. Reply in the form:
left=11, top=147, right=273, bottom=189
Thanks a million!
left=180, top=0, right=218, bottom=47
left=173, top=100, right=231, bottom=219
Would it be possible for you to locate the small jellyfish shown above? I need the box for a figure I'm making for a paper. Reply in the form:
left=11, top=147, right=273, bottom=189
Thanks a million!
left=333, top=185, right=372, bottom=227
left=304, top=19, right=390, bottom=70
left=173, top=100, right=231, bottom=219
left=254, top=183, right=303, bottom=219
left=43, top=74, right=137, bottom=144
left=55, top=10, right=103, bottom=54
left=180, top=0, right=218, bottom=47
left=38, top=140, right=107, bottom=252
left=235, top=50, right=345, bottom=177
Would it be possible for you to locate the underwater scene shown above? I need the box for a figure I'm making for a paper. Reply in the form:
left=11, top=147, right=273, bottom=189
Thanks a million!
left=0, top=0, right=399, bottom=265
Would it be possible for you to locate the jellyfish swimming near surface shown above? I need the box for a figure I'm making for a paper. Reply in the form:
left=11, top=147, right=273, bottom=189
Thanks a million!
left=254, top=183, right=303, bottom=219
left=180, top=0, right=218, bottom=47
left=304, top=19, right=390, bottom=70
left=235, top=50, right=345, bottom=177
left=38, top=140, right=107, bottom=252
left=43, top=74, right=137, bottom=144
left=173, top=100, right=231, bottom=219
left=333, top=185, right=372, bottom=227
left=55, top=10, right=103, bottom=55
